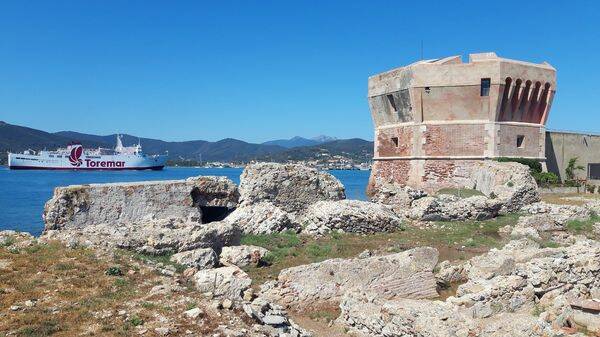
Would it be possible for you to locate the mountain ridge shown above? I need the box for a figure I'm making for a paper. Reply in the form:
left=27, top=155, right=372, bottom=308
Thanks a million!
left=0, top=121, right=373, bottom=164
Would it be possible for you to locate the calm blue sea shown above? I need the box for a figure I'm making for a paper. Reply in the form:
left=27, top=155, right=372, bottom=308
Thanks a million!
left=0, top=167, right=370, bottom=236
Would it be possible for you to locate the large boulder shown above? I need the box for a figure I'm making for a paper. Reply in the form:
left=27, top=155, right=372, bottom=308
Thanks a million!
left=41, top=219, right=241, bottom=254
left=224, top=202, right=299, bottom=235
left=192, top=266, right=252, bottom=301
left=470, top=161, right=539, bottom=212
left=170, top=247, right=218, bottom=269
left=260, top=247, right=438, bottom=309
left=219, top=245, right=270, bottom=268
left=368, top=183, right=427, bottom=213
left=43, top=176, right=239, bottom=230
left=407, top=195, right=502, bottom=221
left=301, top=200, right=403, bottom=235
left=238, top=163, right=345, bottom=214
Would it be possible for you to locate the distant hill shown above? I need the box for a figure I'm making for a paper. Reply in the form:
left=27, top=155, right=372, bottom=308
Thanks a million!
left=262, top=136, right=321, bottom=148
left=0, top=121, right=372, bottom=165
left=260, top=138, right=373, bottom=162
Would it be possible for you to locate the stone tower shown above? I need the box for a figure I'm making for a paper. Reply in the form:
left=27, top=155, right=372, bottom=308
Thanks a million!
left=367, top=52, right=556, bottom=195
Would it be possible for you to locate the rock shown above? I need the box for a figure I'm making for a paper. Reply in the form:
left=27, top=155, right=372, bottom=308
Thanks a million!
left=192, top=266, right=251, bottom=301
left=0, top=230, right=36, bottom=248
left=358, top=250, right=372, bottom=259
left=43, top=176, right=239, bottom=230
left=260, top=247, right=439, bottom=309
left=222, top=298, right=233, bottom=310
left=407, top=195, right=502, bottom=221
left=367, top=182, right=427, bottom=213
left=170, top=248, right=218, bottom=269
left=183, top=307, right=203, bottom=319
left=516, top=214, right=567, bottom=232
left=219, top=245, right=270, bottom=268
left=154, top=327, right=170, bottom=336
left=41, top=219, right=241, bottom=254
left=522, top=201, right=590, bottom=220
left=224, top=202, right=299, bottom=234
left=238, top=163, right=345, bottom=215
left=510, top=226, right=541, bottom=240
left=262, top=314, right=287, bottom=326
left=435, top=260, right=468, bottom=285
left=337, top=290, right=553, bottom=337
left=470, top=161, right=539, bottom=212
left=301, top=200, right=403, bottom=235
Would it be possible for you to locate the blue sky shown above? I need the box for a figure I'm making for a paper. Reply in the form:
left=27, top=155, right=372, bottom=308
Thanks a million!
left=0, top=1, right=598, bottom=143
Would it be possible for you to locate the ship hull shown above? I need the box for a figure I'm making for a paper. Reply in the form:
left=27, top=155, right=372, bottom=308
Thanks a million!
left=8, top=153, right=168, bottom=171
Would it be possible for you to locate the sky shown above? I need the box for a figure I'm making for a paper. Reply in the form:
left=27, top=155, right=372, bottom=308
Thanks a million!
left=0, top=1, right=599, bottom=143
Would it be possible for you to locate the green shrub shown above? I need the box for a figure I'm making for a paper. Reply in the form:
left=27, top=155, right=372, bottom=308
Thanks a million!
left=533, top=172, right=559, bottom=186
left=105, top=266, right=123, bottom=276
left=586, top=185, right=597, bottom=194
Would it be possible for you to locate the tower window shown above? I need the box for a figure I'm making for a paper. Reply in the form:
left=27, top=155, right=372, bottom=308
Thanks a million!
left=391, top=137, right=399, bottom=147
left=386, top=94, right=397, bottom=112
left=480, top=78, right=491, bottom=96
left=517, top=135, right=525, bottom=148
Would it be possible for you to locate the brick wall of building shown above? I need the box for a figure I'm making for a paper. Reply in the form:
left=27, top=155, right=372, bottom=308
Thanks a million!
left=423, top=124, right=486, bottom=157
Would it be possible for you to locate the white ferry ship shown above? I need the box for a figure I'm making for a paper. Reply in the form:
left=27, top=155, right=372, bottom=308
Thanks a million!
left=8, top=135, right=168, bottom=170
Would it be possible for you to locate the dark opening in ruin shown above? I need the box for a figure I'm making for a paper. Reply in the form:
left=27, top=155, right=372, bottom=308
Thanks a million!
left=391, top=137, right=399, bottom=147
left=191, top=187, right=234, bottom=223
left=200, top=205, right=232, bottom=223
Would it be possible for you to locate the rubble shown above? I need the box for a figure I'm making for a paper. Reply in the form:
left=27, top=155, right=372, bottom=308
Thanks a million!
left=301, top=200, right=403, bottom=235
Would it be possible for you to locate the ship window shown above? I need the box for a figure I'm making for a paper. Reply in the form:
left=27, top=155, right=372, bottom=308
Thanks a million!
left=391, top=137, right=399, bottom=147
left=517, top=135, right=525, bottom=148
left=386, top=94, right=397, bottom=112
left=481, top=78, right=491, bottom=96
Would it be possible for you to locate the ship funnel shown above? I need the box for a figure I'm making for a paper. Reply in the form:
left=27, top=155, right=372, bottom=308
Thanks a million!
left=115, top=134, right=124, bottom=152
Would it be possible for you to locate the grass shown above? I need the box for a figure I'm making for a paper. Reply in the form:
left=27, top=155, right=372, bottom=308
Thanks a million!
left=0, top=241, right=222, bottom=336
left=566, top=213, right=600, bottom=235
left=435, top=188, right=485, bottom=199
left=241, top=214, right=520, bottom=286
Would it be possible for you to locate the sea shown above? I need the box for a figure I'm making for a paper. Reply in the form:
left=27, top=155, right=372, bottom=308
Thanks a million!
left=0, top=167, right=370, bottom=236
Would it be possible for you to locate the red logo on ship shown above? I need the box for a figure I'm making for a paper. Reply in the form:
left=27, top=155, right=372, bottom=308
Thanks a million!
left=69, top=145, right=83, bottom=167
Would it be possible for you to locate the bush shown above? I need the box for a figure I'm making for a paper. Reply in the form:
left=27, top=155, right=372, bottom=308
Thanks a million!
left=586, top=185, right=597, bottom=194
left=105, top=266, right=123, bottom=276
left=564, top=180, right=581, bottom=187
left=495, top=157, right=542, bottom=174
left=533, top=172, right=559, bottom=186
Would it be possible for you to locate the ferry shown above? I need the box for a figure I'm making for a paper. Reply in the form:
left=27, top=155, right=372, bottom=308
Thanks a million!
left=8, top=135, right=168, bottom=170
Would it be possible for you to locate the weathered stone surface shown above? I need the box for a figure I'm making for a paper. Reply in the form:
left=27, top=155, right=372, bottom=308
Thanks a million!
left=43, top=176, right=239, bottom=230
left=242, top=297, right=312, bottom=336
left=224, top=202, right=299, bottom=235
left=238, top=163, right=345, bottom=214
left=260, top=247, right=438, bottom=309
left=471, top=161, right=540, bottom=212
left=451, top=238, right=600, bottom=319
left=41, top=219, right=241, bottom=254
left=170, top=247, right=218, bottom=269
left=521, top=201, right=590, bottom=220
left=368, top=183, right=427, bottom=213
left=337, top=290, right=556, bottom=337
left=407, top=195, right=502, bottom=221
left=192, top=266, right=251, bottom=301
left=0, top=230, right=36, bottom=249
left=301, top=200, right=403, bottom=235
left=219, top=245, right=270, bottom=268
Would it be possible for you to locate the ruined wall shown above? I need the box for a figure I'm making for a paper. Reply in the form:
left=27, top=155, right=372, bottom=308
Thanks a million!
left=546, top=131, right=600, bottom=182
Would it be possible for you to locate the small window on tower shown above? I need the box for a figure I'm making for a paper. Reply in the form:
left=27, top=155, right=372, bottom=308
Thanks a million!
left=481, top=78, right=491, bottom=96
left=386, top=94, right=397, bottom=112
left=391, top=137, right=399, bottom=147
left=517, top=135, right=525, bottom=148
